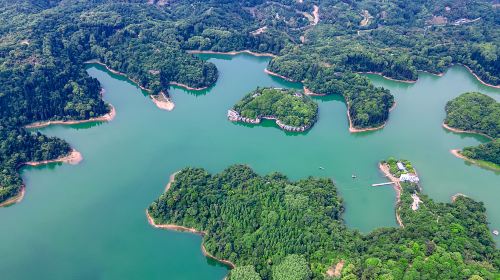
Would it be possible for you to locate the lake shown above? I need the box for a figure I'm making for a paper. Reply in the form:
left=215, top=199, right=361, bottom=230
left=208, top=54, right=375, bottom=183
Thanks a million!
left=0, top=53, right=498, bottom=279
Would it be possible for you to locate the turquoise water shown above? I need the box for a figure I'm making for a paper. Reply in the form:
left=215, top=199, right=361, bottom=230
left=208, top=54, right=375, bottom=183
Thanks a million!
left=0, top=53, right=498, bottom=279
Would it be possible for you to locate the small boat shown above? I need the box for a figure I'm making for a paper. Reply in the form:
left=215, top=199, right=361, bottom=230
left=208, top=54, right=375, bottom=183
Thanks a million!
left=319, top=166, right=324, bottom=170
left=352, top=174, right=356, bottom=179
left=493, top=230, right=499, bottom=236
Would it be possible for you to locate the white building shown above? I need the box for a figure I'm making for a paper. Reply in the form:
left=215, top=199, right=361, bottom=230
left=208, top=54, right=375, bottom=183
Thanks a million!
left=399, top=173, right=419, bottom=183
left=227, top=109, right=240, bottom=121
left=396, top=162, right=406, bottom=171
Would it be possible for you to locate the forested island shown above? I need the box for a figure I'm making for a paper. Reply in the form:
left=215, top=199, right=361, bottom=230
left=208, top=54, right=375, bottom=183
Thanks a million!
left=148, top=164, right=499, bottom=279
left=1, top=0, right=499, bottom=207
left=444, top=92, right=500, bottom=170
left=228, top=88, right=318, bottom=132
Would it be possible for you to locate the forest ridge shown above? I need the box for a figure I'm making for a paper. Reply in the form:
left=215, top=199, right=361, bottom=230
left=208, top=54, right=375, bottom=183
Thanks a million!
left=0, top=0, right=498, bottom=208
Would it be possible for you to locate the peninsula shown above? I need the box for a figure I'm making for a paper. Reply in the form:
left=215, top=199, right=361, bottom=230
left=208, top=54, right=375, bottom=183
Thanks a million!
left=444, top=92, right=500, bottom=170
left=148, top=164, right=499, bottom=279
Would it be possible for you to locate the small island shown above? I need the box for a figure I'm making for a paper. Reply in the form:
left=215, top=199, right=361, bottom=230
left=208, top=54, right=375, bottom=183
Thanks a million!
left=444, top=92, right=500, bottom=171
left=148, top=164, right=499, bottom=280
left=227, top=87, right=318, bottom=132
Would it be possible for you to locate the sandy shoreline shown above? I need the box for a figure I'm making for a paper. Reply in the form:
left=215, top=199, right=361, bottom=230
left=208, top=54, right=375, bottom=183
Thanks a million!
left=24, top=149, right=83, bottom=166
left=420, top=70, right=445, bottom=77
left=151, top=95, right=175, bottom=111
left=357, top=71, right=417, bottom=84
left=146, top=172, right=236, bottom=269
left=379, top=163, right=404, bottom=228
left=2, top=149, right=83, bottom=207
left=187, top=49, right=276, bottom=58
left=25, top=105, right=116, bottom=129
left=460, top=64, right=500, bottom=89
left=264, top=69, right=297, bottom=82
left=169, top=82, right=208, bottom=91
left=442, top=123, right=494, bottom=140
left=450, top=149, right=500, bottom=171
left=451, top=192, right=467, bottom=203
left=303, top=86, right=326, bottom=96
left=85, top=60, right=154, bottom=92
left=85, top=60, right=187, bottom=109
left=0, top=186, right=25, bottom=207
left=366, top=65, right=499, bottom=88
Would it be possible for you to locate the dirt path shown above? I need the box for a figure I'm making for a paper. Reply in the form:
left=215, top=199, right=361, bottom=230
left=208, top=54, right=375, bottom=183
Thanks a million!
left=379, top=163, right=404, bottom=227
left=326, top=260, right=344, bottom=277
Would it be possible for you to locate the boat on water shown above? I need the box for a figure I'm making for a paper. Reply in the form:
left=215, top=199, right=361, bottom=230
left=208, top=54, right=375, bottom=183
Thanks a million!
left=494, top=230, right=499, bottom=236
left=319, top=166, right=324, bottom=170
left=352, top=174, right=357, bottom=179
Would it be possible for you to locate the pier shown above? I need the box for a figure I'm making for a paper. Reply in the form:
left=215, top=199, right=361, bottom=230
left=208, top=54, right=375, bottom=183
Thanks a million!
left=371, top=182, right=395, bottom=187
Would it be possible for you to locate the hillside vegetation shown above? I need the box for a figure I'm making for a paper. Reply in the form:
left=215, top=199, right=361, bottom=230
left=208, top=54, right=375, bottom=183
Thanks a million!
left=149, top=165, right=500, bottom=280
left=232, top=87, right=318, bottom=128
left=445, top=92, right=500, bottom=167
left=1, top=0, right=498, bottom=203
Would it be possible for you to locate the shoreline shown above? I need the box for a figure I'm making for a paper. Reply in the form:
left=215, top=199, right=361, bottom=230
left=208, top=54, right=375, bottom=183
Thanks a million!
left=378, top=163, right=404, bottom=228
left=2, top=149, right=83, bottom=207
left=169, top=82, right=208, bottom=91
left=228, top=110, right=314, bottom=132
left=0, top=186, right=25, bottom=207
left=85, top=60, right=151, bottom=92
left=187, top=49, right=276, bottom=58
left=264, top=69, right=297, bottom=82
left=451, top=192, right=467, bottom=203
left=419, top=70, right=445, bottom=77
left=346, top=101, right=395, bottom=133
left=146, top=172, right=236, bottom=269
left=151, top=94, right=175, bottom=111
left=442, top=123, right=494, bottom=140
left=358, top=71, right=417, bottom=84
left=460, top=64, right=500, bottom=89
left=450, top=149, right=500, bottom=171
left=23, top=149, right=83, bottom=167
left=25, top=104, right=116, bottom=129
left=303, top=86, right=326, bottom=96
left=89, top=60, right=208, bottom=92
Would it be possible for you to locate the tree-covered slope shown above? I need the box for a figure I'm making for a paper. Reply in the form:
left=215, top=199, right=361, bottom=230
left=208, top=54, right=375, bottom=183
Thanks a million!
left=445, top=92, right=499, bottom=139
left=1, top=0, right=499, bottom=203
left=232, top=87, right=318, bottom=128
left=444, top=92, right=500, bottom=168
left=149, top=164, right=500, bottom=280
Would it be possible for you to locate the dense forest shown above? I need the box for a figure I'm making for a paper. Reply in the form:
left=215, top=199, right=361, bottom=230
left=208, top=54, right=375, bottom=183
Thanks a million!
left=462, top=140, right=500, bottom=167
left=149, top=164, right=500, bottom=279
left=444, top=92, right=500, bottom=167
left=0, top=0, right=498, bottom=203
left=232, top=87, right=318, bottom=128
left=445, top=92, right=499, bottom=139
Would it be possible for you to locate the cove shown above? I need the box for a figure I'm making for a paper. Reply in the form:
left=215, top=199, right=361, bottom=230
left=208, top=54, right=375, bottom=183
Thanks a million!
left=0, top=53, right=498, bottom=279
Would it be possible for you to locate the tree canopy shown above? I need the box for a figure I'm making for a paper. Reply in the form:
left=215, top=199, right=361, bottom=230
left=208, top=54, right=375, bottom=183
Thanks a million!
left=444, top=92, right=500, bottom=167
left=149, top=164, right=500, bottom=279
left=233, top=87, right=318, bottom=128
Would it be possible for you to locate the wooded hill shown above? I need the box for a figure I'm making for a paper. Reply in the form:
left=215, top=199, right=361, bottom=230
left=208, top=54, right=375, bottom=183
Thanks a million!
left=1, top=0, right=498, bottom=203
left=445, top=92, right=500, bottom=167
left=149, top=165, right=500, bottom=279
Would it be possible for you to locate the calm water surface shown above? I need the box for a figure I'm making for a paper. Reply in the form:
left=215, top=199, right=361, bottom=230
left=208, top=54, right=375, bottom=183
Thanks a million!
left=0, top=53, right=498, bottom=279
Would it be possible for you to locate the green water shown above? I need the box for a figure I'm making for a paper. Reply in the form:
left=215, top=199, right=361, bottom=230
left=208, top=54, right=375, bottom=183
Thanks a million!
left=0, top=53, right=498, bottom=279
